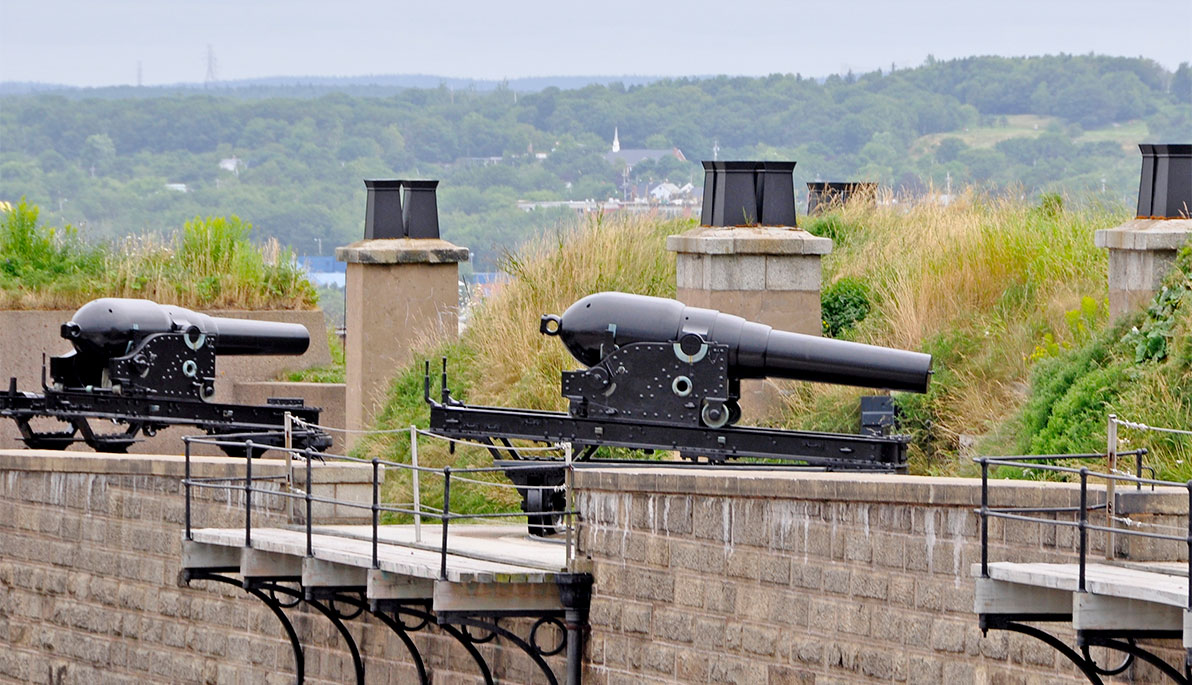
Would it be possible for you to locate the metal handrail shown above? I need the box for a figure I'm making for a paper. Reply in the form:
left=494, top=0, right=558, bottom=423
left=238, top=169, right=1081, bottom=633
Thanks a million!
left=976, top=442, right=1192, bottom=611
left=182, top=418, right=579, bottom=583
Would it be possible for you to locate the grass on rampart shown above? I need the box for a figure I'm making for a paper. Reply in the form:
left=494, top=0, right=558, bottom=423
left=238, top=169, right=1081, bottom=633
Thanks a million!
left=0, top=199, right=316, bottom=310
left=786, top=191, right=1122, bottom=474
left=1000, top=245, right=1192, bottom=482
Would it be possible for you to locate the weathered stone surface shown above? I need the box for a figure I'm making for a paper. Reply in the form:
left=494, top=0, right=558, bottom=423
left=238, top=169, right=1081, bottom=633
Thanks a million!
left=666, top=227, right=833, bottom=256
left=335, top=238, right=470, bottom=264
left=0, top=452, right=557, bottom=682
left=1095, top=218, right=1192, bottom=321
left=577, top=466, right=1182, bottom=684
left=342, top=252, right=462, bottom=434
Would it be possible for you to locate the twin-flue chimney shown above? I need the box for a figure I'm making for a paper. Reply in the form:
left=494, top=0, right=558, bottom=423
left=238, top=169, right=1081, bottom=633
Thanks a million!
left=1137, top=144, right=1192, bottom=219
left=700, top=161, right=797, bottom=227
left=363, top=179, right=441, bottom=239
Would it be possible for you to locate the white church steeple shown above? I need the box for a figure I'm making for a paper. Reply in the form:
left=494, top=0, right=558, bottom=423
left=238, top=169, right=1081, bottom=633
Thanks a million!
left=612, top=127, right=620, bottom=153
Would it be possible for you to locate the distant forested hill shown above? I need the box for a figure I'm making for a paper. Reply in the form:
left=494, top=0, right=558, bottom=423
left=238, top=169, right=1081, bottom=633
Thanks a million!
left=1, top=55, right=1189, bottom=270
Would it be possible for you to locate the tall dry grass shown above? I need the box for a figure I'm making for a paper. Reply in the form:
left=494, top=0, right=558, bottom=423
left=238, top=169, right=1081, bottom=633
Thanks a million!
left=786, top=190, right=1125, bottom=470
left=463, top=211, right=684, bottom=409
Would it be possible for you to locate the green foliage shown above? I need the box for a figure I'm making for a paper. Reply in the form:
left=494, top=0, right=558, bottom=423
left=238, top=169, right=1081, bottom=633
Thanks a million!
left=1013, top=241, right=1192, bottom=479
left=285, top=329, right=345, bottom=383
left=802, top=214, right=846, bottom=242
left=0, top=201, right=315, bottom=310
left=0, top=198, right=104, bottom=291
left=1030, top=296, right=1105, bottom=361
left=1, top=55, right=1185, bottom=271
left=821, top=277, right=871, bottom=337
left=1035, top=192, right=1064, bottom=219
left=1122, top=284, right=1185, bottom=363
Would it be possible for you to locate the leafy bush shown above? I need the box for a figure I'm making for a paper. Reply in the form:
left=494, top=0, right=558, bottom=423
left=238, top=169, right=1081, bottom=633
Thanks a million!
left=0, top=201, right=316, bottom=310
left=821, top=277, right=871, bottom=337
left=0, top=198, right=105, bottom=291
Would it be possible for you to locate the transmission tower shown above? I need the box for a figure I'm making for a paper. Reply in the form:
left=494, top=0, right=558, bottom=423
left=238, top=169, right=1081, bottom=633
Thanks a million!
left=204, top=45, right=218, bottom=87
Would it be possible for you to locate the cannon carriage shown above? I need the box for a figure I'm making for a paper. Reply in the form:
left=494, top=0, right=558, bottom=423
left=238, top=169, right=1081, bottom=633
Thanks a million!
left=429, top=291, right=932, bottom=534
left=1, top=298, right=330, bottom=455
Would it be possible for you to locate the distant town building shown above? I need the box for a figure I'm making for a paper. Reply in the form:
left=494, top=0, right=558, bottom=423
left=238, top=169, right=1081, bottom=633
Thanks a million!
left=604, top=128, right=686, bottom=170
left=218, top=157, right=243, bottom=176
left=164, top=183, right=188, bottom=193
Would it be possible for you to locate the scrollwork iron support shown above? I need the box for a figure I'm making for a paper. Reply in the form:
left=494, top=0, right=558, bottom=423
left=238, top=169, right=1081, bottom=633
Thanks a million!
left=443, top=615, right=561, bottom=685
left=184, top=571, right=304, bottom=684
left=981, top=615, right=1105, bottom=685
left=306, top=598, right=365, bottom=685
left=1081, top=634, right=1188, bottom=684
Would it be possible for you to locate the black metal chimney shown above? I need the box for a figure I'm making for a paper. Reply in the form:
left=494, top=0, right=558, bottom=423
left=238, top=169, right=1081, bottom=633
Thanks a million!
left=1137, top=144, right=1192, bottom=219
left=402, top=180, right=441, bottom=239
left=700, top=161, right=797, bottom=227
left=363, top=179, right=404, bottom=239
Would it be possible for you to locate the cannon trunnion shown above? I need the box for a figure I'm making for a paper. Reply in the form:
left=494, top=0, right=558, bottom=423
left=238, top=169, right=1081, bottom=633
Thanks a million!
left=429, top=291, right=934, bottom=535
left=2, top=298, right=330, bottom=455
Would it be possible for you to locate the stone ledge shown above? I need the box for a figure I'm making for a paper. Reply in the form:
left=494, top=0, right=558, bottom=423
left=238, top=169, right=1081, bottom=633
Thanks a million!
left=1094, top=219, right=1192, bottom=251
left=666, top=227, right=832, bottom=256
left=0, top=449, right=373, bottom=483
left=572, top=466, right=1155, bottom=509
left=335, top=238, right=469, bottom=264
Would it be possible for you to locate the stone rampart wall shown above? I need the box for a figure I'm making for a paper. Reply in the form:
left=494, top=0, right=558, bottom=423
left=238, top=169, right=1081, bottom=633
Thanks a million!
left=0, top=451, right=545, bottom=684
left=574, top=467, right=1184, bottom=684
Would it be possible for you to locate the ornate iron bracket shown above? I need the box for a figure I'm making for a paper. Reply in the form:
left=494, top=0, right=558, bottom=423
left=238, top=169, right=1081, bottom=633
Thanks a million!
left=981, top=615, right=1106, bottom=685
left=372, top=600, right=495, bottom=685
left=440, top=614, right=565, bottom=685
left=307, top=597, right=365, bottom=685
left=1081, top=633, right=1188, bottom=684
left=184, top=570, right=305, bottom=684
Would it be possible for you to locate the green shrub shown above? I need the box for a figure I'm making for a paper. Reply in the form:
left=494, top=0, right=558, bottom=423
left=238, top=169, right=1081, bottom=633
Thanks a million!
left=0, top=198, right=105, bottom=291
left=0, top=201, right=315, bottom=310
left=821, top=277, right=871, bottom=337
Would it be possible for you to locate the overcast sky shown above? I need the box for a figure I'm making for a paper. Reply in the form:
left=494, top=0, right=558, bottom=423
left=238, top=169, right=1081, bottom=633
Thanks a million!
left=1, top=0, right=1189, bottom=87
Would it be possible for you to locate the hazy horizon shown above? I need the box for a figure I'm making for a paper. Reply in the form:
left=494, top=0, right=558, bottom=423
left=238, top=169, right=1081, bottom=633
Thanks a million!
left=1, top=0, right=1188, bottom=88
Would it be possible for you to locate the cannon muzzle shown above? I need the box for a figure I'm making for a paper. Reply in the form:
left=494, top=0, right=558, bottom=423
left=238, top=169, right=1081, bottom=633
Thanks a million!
left=543, top=292, right=931, bottom=393
left=62, top=298, right=310, bottom=358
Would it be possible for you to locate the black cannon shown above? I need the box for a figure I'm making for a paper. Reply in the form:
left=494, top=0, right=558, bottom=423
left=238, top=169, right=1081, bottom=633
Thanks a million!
left=429, top=292, right=932, bottom=535
left=2, top=298, right=330, bottom=454
left=543, top=292, right=930, bottom=428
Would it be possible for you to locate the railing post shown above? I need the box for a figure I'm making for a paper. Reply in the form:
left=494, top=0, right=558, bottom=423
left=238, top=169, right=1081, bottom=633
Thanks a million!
left=441, top=466, right=452, bottom=581
left=305, top=447, right=313, bottom=558
left=372, top=457, right=380, bottom=569
left=411, top=425, right=421, bottom=544
left=1106, top=414, right=1117, bottom=560
left=565, top=442, right=574, bottom=569
left=244, top=440, right=254, bottom=548
left=1186, top=481, right=1192, bottom=610
left=979, top=458, right=988, bottom=578
left=1078, top=467, right=1088, bottom=592
left=1138, top=447, right=1146, bottom=491
left=184, top=437, right=193, bottom=541
left=284, top=411, right=294, bottom=522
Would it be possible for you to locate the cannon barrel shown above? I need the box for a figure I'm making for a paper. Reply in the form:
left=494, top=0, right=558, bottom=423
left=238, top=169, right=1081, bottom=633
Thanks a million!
left=61, top=298, right=310, bottom=358
left=546, top=292, right=931, bottom=393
